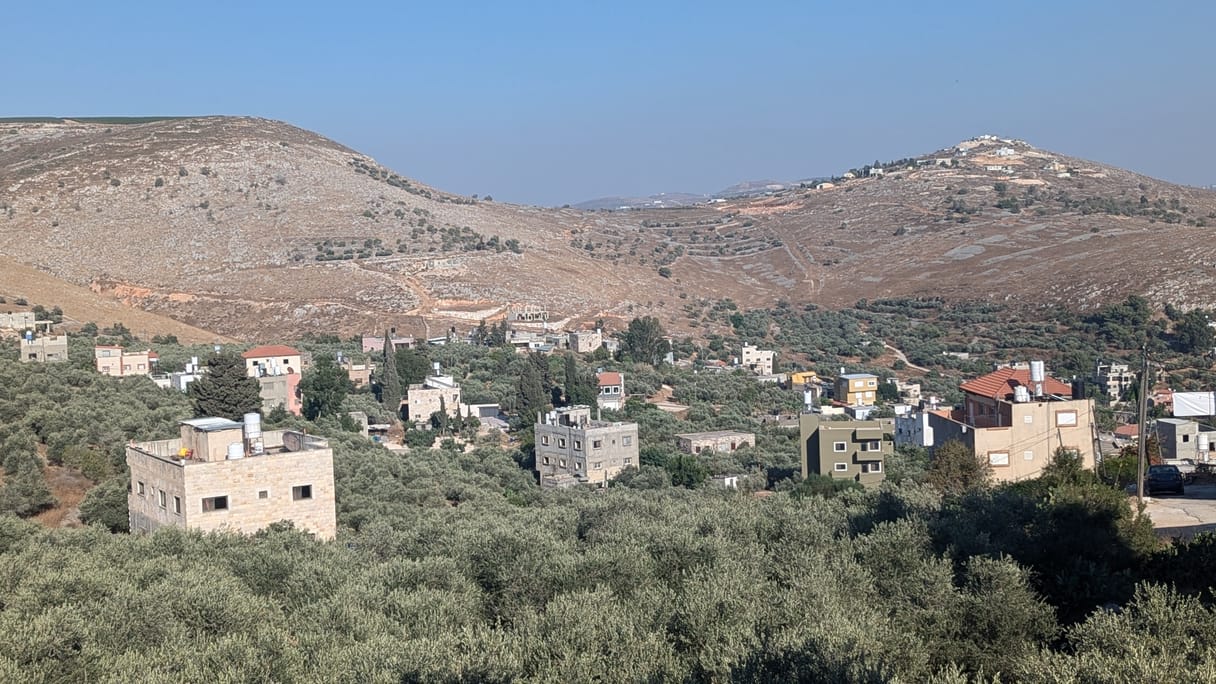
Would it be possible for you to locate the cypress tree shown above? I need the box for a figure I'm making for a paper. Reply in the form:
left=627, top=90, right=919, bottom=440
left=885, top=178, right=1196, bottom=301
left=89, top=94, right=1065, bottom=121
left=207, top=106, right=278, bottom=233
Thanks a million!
left=380, top=331, right=402, bottom=420
left=188, top=351, right=263, bottom=421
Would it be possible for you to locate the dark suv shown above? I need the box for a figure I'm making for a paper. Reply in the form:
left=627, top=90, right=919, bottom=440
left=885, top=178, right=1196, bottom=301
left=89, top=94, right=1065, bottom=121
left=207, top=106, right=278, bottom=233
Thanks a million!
left=1146, top=464, right=1186, bottom=496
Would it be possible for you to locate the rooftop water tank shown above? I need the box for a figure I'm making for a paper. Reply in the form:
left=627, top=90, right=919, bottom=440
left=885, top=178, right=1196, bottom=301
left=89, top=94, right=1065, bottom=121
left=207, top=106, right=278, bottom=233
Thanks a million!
left=226, top=442, right=244, bottom=460
left=1014, top=385, right=1031, bottom=403
left=1029, top=360, right=1046, bottom=383
left=243, top=412, right=264, bottom=456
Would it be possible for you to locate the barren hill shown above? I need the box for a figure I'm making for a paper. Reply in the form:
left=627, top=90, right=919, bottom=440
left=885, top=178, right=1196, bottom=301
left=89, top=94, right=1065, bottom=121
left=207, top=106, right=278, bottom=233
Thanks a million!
left=1, top=120, right=1212, bottom=341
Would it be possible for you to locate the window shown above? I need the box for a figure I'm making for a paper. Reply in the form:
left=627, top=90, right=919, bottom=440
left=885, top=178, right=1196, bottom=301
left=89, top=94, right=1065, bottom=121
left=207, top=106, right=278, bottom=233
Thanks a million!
left=592, top=439, right=603, bottom=449
left=202, top=496, right=228, bottom=511
left=593, top=462, right=603, bottom=470
left=861, top=462, right=882, bottom=474
left=575, top=461, right=583, bottom=471
left=574, top=440, right=582, bottom=451
left=559, top=459, right=566, bottom=467
left=292, top=485, right=313, bottom=501
left=137, top=481, right=145, bottom=496
left=624, top=458, right=632, bottom=465
left=1023, top=450, right=1035, bottom=461
left=865, top=391, right=874, bottom=398
left=694, top=446, right=702, bottom=454
left=158, top=491, right=166, bottom=508
left=988, top=452, right=1010, bottom=467
left=833, top=462, right=848, bottom=472
left=1183, top=434, right=1191, bottom=443
left=1055, top=410, right=1078, bottom=427
left=258, top=490, right=269, bottom=499
left=542, top=456, right=550, bottom=465
left=833, top=441, right=847, bottom=452
left=622, top=436, right=632, bottom=446
left=867, top=380, right=877, bottom=387
left=860, top=440, right=881, bottom=452
left=541, top=435, right=550, bottom=446
left=173, top=496, right=181, bottom=515
left=558, top=438, right=566, bottom=448
left=1024, top=415, right=1033, bottom=424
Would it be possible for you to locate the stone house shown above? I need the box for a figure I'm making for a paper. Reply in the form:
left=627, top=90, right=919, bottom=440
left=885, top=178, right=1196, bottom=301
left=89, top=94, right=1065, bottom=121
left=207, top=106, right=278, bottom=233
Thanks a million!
left=126, top=416, right=337, bottom=540
left=926, top=365, right=1096, bottom=482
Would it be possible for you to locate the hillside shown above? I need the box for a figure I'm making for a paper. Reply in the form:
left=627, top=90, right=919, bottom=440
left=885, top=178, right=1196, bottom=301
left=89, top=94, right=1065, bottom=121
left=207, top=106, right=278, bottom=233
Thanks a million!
left=1, top=119, right=1213, bottom=341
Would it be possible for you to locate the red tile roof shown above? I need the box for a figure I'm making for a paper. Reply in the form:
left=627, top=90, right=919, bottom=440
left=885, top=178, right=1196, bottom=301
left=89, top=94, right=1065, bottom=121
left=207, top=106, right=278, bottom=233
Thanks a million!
left=242, top=344, right=301, bottom=359
left=1114, top=424, right=1140, bottom=438
left=960, top=368, right=1072, bottom=400
left=598, top=371, right=623, bottom=387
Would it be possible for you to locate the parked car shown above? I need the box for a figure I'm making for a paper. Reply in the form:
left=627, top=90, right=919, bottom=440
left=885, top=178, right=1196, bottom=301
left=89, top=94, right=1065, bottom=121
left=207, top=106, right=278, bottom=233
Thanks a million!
left=1165, top=458, right=1197, bottom=481
left=1146, top=464, right=1186, bottom=496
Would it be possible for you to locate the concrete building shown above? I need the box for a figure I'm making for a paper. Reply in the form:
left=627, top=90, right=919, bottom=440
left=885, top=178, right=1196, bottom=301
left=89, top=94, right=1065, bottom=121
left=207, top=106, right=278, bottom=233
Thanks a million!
left=675, top=430, right=756, bottom=455
left=799, top=414, right=893, bottom=487
left=835, top=372, right=879, bottom=406
left=242, top=345, right=303, bottom=378
left=20, top=333, right=68, bottom=363
left=597, top=371, right=626, bottom=411
left=126, top=416, right=337, bottom=540
left=569, top=329, right=604, bottom=354
left=508, top=305, right=549, bottom=323
left=258, top=372, right=302, bottom=416
left=895, top=411, right=935, bottom=448
left=95, top=346, right=158, bottom=377
left=341, top=359, right=374, bottom=389
left=405, top=370, right=461, bottom=426
left=926, top=365, right=1096, bottom=483
left=789, top=371, right=819, bottom=387
left=0, top=311, right=35, bottom=329
left=361, top=334, right=415, bottom=354
left=1095, top=362, right=1136, bottom=401
left=1155, top=418, right=1216, bottom=463
left=741, top=344, right=775, bottom=376
left=535, top=406, right=638, bottom=488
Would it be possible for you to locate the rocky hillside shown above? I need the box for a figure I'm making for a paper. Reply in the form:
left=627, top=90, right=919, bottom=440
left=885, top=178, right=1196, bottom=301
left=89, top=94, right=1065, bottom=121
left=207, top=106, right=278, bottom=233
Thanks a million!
left=1, top=119, right=1212, bottom=341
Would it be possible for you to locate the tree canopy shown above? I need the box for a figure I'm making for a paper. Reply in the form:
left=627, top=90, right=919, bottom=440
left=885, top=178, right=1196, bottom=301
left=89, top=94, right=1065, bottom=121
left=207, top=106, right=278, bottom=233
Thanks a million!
left=187, top=352, right=263, bottom=420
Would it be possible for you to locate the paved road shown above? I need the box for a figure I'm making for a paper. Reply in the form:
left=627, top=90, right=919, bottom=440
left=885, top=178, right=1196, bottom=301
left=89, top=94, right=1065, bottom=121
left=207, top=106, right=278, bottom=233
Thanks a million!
left=1141, top=482, right=1216, bottom=538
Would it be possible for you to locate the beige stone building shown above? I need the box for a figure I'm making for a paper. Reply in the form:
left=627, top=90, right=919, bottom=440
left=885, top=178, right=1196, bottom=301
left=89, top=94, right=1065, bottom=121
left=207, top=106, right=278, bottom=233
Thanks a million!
left=405, top=373, right=462, bottom=426
left=675, top=430, right=756, bottom=455
left=568, top=329, right=603, bottom=354
left=800, top=414, right=893, bottom=487
left=342, top=360, right=374, bottom=389
left=95, top=346, right=157, bottom=376
left=926, top=365, right=1096, bottom=483
left=741, top=344, right=775, bottom=375
left=0, top=311, right=35, bottom=329
left=535, top=406, right=638, bottom=488
left=20, top=334, right=68, bottom=363
left=835, top=373, right=879, bottom=406
left=126, top=416, right=337, bottom=540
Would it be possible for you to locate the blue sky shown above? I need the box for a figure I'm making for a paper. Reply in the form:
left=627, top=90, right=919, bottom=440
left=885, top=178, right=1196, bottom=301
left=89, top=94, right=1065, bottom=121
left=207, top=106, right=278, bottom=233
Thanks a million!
left=4, top=1, right=1214, bottom=205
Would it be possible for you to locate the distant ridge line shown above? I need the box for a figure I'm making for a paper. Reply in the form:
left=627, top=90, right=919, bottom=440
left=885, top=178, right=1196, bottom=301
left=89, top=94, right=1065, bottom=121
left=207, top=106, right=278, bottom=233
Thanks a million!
left=0, top=116, right=208, bottom=125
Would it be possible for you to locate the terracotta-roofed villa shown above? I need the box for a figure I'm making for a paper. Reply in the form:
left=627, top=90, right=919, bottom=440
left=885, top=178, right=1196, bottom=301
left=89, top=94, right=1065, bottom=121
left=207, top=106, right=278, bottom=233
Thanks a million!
left=927, top=362, right=1095, bottom=483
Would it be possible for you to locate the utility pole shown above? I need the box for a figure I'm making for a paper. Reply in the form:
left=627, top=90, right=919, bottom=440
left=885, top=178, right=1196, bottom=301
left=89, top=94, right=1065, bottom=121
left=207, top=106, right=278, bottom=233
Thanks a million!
left=1136, top=344, right=1150, bottom=502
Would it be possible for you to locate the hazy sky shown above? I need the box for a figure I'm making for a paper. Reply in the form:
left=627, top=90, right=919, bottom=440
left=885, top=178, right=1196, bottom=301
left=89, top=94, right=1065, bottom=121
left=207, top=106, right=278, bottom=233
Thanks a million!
left=4, top=1, right=1214, bottom=205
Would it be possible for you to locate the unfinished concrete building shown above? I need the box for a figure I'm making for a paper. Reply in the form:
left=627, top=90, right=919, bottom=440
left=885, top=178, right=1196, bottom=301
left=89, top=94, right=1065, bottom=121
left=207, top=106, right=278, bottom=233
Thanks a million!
left=535, top=406, right=638, bottom=488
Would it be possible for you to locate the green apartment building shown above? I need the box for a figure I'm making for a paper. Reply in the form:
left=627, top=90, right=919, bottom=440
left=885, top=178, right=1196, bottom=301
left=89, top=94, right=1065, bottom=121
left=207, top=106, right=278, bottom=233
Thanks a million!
left=799, top=414, right=894, bottom=487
